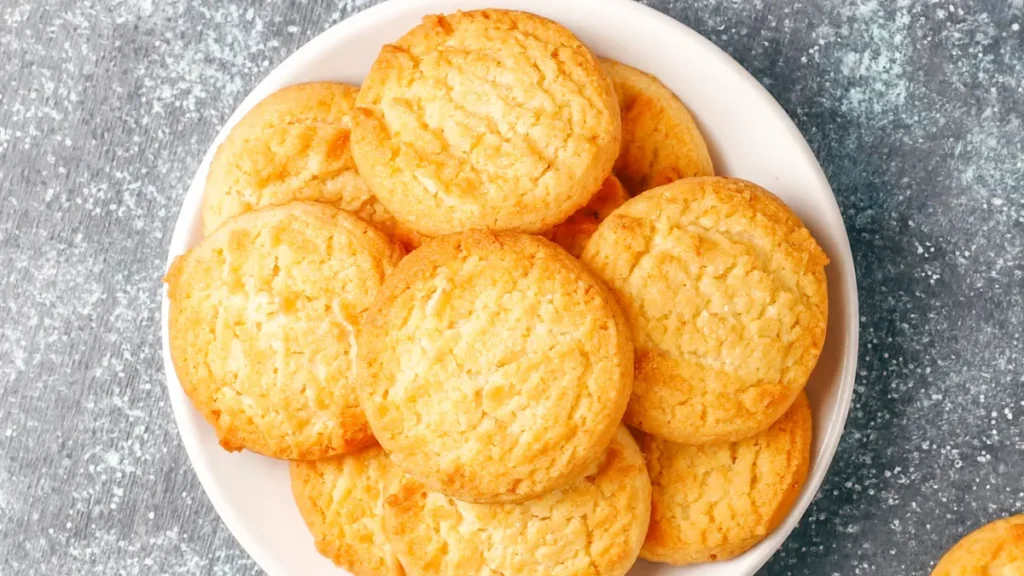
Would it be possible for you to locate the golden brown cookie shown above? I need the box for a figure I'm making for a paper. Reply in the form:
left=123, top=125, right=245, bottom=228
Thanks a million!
left=932, top=515, right=1024, bottom=575
left=202, top=82, right=398, bottom=238
left=545, top=175, right=629, bottom=258
left=352, top=9, right=621, bottom=236
left=580, top=177, right=829, bottom=444
left=290, top=445, right=405, bottom=576
left=165, top=201, right=403, bottom=460
left=602, top=59, right=714, bottom=195
left=641, top=392, right=812, bottom=565
left=358, top=230, right=633, bottom=503
left=384, top=426, right=650, bottom=576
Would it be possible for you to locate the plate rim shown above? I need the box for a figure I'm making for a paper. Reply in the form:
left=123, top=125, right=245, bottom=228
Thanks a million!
left=160, top=0, right=860, bottom=574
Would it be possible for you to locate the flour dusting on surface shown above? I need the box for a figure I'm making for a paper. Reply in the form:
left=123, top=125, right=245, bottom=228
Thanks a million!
left=1, top=0, right=1022, bottom=575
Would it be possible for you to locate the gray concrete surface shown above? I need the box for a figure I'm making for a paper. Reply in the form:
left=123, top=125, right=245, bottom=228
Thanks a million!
left=0, top=0, right=1021, bottom=574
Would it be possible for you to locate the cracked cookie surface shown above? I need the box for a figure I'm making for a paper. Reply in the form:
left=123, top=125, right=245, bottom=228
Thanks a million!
left=601, top=59, right=714, bottom=195
left=357, top=230, right=633, bottom=503
left=165, top=201, right=403, bottom=459
left=641, top=393, right=812, bottom=565
left=581, top=176, right=829, bottom=444
left=384, top=427, right=650, bottom=576
left=931, top=515, right=1024, bottom=576
left=201, top=82, right=401, bottom=242
left=352, top=9, right=620, bottom=236
left=290, top=445, right=405, bottom=576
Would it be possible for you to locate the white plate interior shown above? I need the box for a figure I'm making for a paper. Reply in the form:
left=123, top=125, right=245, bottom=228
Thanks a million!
left=161, top=0, right=860, bottom=574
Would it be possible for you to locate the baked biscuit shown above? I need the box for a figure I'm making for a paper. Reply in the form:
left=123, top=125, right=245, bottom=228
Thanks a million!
left=932, top=515, right=1024, bottom=575
left=352, top=9, right=621, bottom=236
left=601, top=59, right=714, bottom=195
left=290, top=445, right=405, bottom=576
left=384, top=427, right=650, bottom=576
left=581, top=177, right=828, bottom=443
left=545, top=176, right=629, bottom=258
left=641, top=393, right=812, bottom=565
left=165, top=201, right=403, bottom=459
left=202, top=82, right=398, bottom=238
left=358, top=230, right=633, bottom=503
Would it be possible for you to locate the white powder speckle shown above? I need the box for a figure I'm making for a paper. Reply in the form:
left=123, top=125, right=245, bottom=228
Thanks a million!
left=1, top=1, right=1021, bottom=575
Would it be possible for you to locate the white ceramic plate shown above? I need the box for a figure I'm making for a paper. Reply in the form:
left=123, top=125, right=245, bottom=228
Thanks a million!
left=161, top=0, right=859, bottom=574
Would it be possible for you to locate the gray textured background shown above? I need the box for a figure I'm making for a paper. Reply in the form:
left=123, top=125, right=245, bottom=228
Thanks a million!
left=1, top=0, right=1022, bottom=574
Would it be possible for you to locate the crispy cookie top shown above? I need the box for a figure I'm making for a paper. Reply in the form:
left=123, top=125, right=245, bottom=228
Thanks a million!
left=602, top=59, right=714, bottom=195
left=384, top=427, right=651, bottom=576
left=581, top=177, right=829, bottom=444
left=202, top=82, right=396, bottom=236
left=352, top=9, right=620, bottom=236
left=166, top=201, right=403, bottom=459
left=358, top=230, right=633, bottom=503
left=641, top=393, right=812, bottom=565
left=290, top=446, right=406, bottom=576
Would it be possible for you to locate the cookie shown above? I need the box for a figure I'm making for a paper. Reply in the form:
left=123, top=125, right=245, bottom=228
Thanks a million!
left=932, top=515, right=1024, bottom=575
left=358, top=230, right=633, bottom=503
left=641, top=392, right=812, bottom=565
left=352, top=9, right=621, bottom=236
left=580, top=176, right=829, bottom=444
left=602, top=59, right=714, bottom=195
left=202, top=82, right=398, bottom=239
left=384, top=426, right=650, bottom=576
left=545, top=175, right=629, bottom=257
left=165, top=201, right=403, bottom=460
left=290, top=445, right=405, bottom=576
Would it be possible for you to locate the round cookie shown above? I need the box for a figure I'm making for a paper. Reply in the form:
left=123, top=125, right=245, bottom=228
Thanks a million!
left=580, top=176, right=829, bottom=444
left=352, top=9, right=621, bottom=236
left=641, top=392, right=812, bottom=565
left=384, top=426, right=651, bottom=576
left=202, top=82, right=398, bottom=238
left=601, top=59, right=714, bottom=195
left=358, top=230, right=633, bottom=503
left=545, top=175, right=629, bottom=258
left=165, top=201, right=403, bottom=460
left=932, top=515, right=1024, bottom=575
left=290, top=445, right=405, bottom=576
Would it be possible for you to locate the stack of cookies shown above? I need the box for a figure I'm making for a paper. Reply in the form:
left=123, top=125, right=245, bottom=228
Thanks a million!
left=165, top=8, right=829, bottom=575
